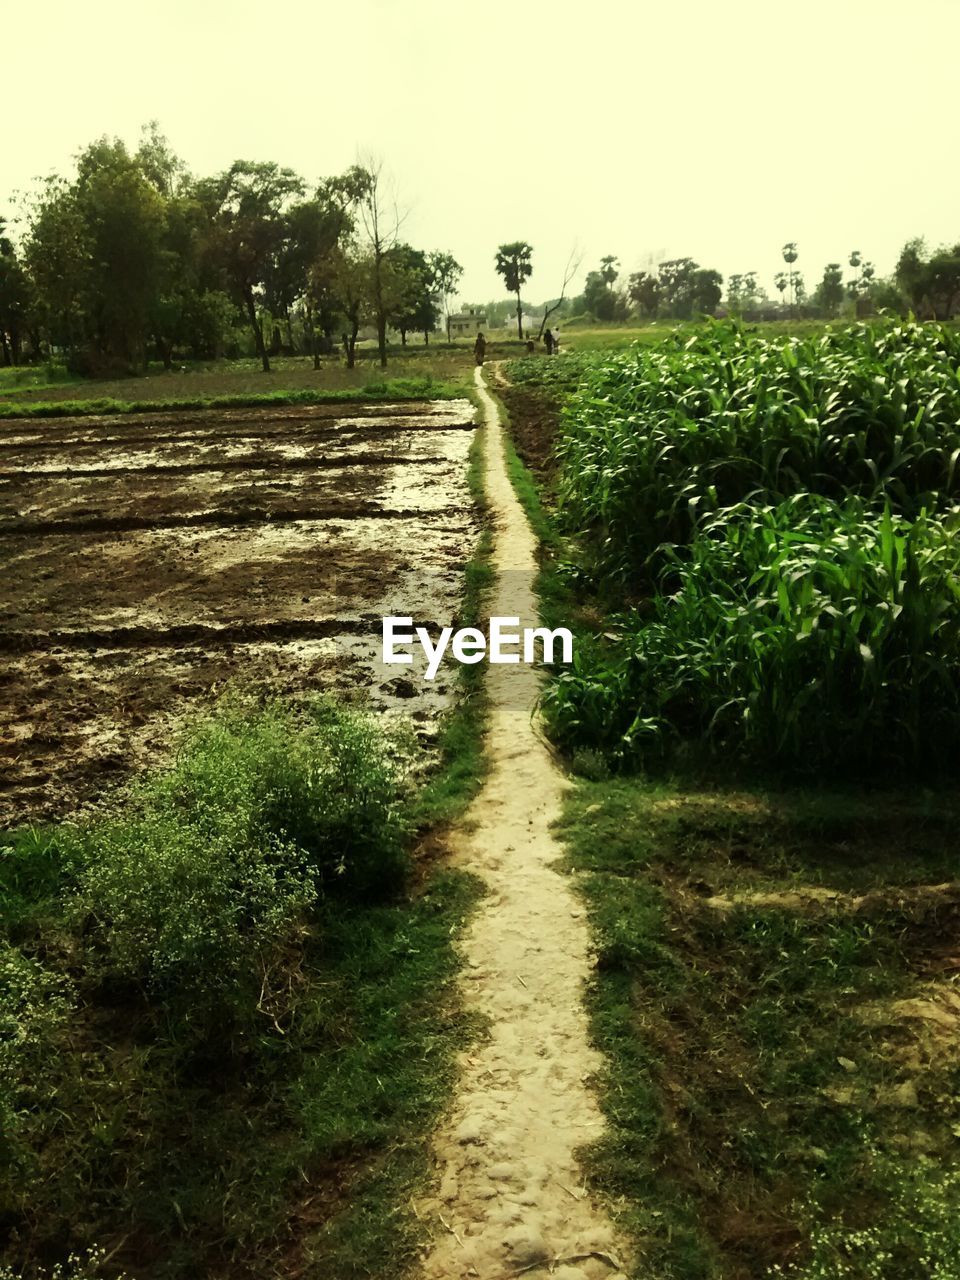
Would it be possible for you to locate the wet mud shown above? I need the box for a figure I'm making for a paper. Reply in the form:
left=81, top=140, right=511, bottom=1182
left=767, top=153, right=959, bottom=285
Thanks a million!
left=0, top=399, right=478, bottom=827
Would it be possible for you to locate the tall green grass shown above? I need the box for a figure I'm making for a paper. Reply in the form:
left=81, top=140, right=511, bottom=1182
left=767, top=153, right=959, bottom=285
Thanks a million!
left=544, top=500, right=960, bottom=772
left=540, top=320, right=960, bottom=774
left=556, top=320, right=960, bottom=589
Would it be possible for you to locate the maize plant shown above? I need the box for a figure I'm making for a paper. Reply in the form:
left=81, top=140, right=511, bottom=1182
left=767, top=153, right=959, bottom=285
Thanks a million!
left=543, top=499, right=960, bottom=774
left=556, top=319, right=960, bottom=589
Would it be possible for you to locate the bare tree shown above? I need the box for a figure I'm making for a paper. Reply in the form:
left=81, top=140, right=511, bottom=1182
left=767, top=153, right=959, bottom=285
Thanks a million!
left=538, top=244, right=584, bottom=339
left=353, top=156, right=406, bottom=369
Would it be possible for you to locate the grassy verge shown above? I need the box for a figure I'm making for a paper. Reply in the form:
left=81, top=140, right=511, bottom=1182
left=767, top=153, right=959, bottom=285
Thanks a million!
left=0, top=345, right=534, bottom=412
left=409, top=407, right=493, bottom=830
left=0, top=377, right=466, bottom=421
left=556, top=780, right=960, bottom=1279
left=0, top=698, right=487, bottom=1280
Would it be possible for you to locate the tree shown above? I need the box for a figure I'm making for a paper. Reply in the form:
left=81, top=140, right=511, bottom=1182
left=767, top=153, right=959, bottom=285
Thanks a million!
left=582, top=255, right=626, bottom=322
left=200, top=160, right=305, bottom=372
left=263, top=184, right=356, bottom=360
left=599, top=255, right=619, bottom=288
left=895, top=238, right=927, bottom=310
left=692, top=268, right=723, bottom=315
left=495, top=241, right=534, bottom=339
left=352, top=159, right=405, bottom=369
left=0, top=221, right=32, bottom=365
left=381, top=244, right=435, bottom=344
left=135, top=121, right=186, bottom=199
left=427, top=251, right=462, bottom=340
left=895, top=237, right=960, bottom=319
left=726, top=271, right=761, bottom=315
left=23, top=138, right=167, bottom=373
left=657, top=258, right=696, bottom=318
left=24, top=176, right=91, bottom=361
left=326, top=243, right=371, bottom=369
left=537, top=244, right=583, bottom=338
left=814, top=263, right=845, bottom=318
left=782, top=242, right=799, bottom=315
left=657, top=258, right=721, bottom=318
left=627, top=270, right=659, bottom=319
left=845, top=250, right=875, bottom=306
left=77, top=138, right=168, bottom=371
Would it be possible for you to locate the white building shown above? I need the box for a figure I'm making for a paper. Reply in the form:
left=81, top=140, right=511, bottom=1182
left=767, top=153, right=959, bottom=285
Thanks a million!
left=447, top=308, right=488, bottom=338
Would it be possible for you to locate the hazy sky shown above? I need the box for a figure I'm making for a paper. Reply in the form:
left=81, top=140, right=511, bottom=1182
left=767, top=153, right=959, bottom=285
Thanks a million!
left=4, top=0, right=959, bottom=306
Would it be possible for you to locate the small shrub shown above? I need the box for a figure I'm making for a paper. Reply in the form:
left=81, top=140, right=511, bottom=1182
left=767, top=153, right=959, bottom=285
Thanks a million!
left=74, top=699, right=410, bottom=1011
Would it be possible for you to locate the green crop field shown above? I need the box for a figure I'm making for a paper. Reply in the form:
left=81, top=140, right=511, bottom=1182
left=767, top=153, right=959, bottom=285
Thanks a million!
left=499, top=317, right=960, bottom=1277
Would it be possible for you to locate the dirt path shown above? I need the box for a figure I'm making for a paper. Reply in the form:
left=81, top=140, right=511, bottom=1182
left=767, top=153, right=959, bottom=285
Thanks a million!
left=419, top=368, right=627, bottom=1280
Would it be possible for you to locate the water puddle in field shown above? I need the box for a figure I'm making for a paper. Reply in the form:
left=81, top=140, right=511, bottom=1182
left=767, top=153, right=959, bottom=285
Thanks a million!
left=0, top=400, right=479, bottom=826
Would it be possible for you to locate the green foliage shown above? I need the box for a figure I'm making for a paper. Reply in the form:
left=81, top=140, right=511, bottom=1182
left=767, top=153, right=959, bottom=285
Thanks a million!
left=813, top=263, right=845, bottom=318
left=556, top=319, right=960, bottom=589
left=494, top=241, right=533, bottom=297
left=75, top=700, right=409, bottom=1006
left=544, top=499, right=960, bottom=773
left=895, top=236, right=960, bottom=321
left=537, top=320, right=960, bottom=774
left=583, top=258, right=628, bottom=323
left=772, top=1151, right=960, bottom=1279
left=0, top=374, right=462, bottom=419
left=0, top=695, right=484, bottom=1277
left=0, top=945, right=74, bottom=1169
left=495, top=241, right=534, bottom=337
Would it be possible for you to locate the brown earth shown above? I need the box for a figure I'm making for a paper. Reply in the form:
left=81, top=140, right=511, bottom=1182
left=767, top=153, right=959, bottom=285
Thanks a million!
left=0, top=400, right=479, bottom=827
left=492, top=378, right=560, bottom=481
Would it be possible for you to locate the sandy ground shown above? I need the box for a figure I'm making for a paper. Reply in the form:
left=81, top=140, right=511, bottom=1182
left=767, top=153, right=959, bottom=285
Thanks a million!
left=417, top=369, right=628, bottom=1280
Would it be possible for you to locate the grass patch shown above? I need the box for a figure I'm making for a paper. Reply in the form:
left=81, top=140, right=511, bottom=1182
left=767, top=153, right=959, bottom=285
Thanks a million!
left=0, top=377, right=465, bottom=421
left=0, top=696, right=485, bottom=1279
left=557, top=778, right=960, bottom=1279
left=410, top=416, right=492, bottom=831
left=0, top=345, right=533, bottom=412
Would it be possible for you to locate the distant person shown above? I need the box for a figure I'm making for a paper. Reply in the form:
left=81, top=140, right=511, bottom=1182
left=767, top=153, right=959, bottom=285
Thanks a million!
left=544, top=328, right=555, bottom=355
left=474, top=331, right=487, bottom=365
left=553, top=327, right=561, bottom=355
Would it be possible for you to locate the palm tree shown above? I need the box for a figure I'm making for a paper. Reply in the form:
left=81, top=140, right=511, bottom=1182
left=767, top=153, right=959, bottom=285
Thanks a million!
left=782, top=242, right=799, bottom=316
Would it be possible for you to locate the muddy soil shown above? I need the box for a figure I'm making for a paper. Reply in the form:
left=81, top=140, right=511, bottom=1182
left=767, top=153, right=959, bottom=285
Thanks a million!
left=494, top=380, right=560, bottom=480
left=0, top=400, right=478, bottom=828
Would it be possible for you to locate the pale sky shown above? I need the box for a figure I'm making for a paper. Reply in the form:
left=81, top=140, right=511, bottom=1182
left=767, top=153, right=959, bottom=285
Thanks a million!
left=4, top=0, right=959, bottom=306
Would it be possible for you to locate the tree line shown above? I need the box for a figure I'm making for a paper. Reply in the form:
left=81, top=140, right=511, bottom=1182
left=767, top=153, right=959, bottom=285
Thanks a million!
left=501, top=241, right=960, bottom=327
left=0, top=125, right=464, bottom=373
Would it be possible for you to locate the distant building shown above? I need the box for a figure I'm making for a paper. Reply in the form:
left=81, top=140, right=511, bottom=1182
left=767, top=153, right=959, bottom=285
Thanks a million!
left=514, top=313, right=541, bottom=337
left=447, top=308, right=488, bottom=338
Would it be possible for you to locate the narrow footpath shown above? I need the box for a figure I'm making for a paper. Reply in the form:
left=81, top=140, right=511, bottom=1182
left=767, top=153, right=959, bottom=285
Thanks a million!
left=419, top=367, right=628, bottom=1280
